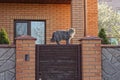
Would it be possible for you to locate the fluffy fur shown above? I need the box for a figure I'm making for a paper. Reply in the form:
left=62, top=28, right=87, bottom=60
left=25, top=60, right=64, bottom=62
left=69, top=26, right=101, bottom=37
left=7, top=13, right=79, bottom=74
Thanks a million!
left=51, top=28, right=75, bottom=45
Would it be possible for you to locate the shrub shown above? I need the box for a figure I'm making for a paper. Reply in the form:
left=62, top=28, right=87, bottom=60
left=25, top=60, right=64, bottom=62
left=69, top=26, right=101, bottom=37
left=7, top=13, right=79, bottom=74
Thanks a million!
left=98, top=28, right=109, bottom=44
left=0, top=28, right=10, bottom=44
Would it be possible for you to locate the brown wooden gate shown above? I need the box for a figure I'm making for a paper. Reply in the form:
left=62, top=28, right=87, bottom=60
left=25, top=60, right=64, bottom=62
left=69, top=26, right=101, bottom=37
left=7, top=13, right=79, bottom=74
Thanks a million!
left=36, top=45, right=81, bottom=80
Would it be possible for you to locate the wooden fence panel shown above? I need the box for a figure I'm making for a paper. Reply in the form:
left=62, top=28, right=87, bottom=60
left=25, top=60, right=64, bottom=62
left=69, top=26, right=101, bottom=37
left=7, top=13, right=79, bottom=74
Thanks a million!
left=36, top=45, right=81, bottom=80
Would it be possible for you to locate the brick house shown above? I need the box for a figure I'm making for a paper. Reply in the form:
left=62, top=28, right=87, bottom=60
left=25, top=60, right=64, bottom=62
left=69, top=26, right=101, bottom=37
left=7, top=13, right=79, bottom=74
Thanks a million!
left=0, top=0, right=98, bottom=44
left=0, top=1, right=102, bottom=80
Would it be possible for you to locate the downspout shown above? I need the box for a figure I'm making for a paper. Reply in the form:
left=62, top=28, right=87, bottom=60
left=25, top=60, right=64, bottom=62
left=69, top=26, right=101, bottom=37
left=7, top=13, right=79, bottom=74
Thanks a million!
left=84, top=0, right=87, bottom=37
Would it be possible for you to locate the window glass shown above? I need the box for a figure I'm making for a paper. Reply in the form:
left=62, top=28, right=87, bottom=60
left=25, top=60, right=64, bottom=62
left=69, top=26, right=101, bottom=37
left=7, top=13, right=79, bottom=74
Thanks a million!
left=31, top=21, right=45, bottom=44
left=16, top=23, right=27, bottom=37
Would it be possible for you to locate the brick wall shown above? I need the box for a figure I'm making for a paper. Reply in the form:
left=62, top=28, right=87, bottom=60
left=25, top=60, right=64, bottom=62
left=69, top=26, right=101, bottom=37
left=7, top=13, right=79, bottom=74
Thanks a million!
left=80, top=37, right=101, bottom=80
left=86, top=0, right=98, bottom=36
left=0, top=3, right=71, bottom=44
left=71, top=0, right=85, bottom=44
left=71, top=0, right=98, bottom=43
left=0, top=1, right=98, bottom=44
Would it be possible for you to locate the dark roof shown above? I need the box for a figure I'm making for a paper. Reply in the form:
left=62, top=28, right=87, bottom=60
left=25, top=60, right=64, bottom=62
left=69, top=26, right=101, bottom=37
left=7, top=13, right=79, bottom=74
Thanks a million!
left=0, top=0, right=71, bottom=4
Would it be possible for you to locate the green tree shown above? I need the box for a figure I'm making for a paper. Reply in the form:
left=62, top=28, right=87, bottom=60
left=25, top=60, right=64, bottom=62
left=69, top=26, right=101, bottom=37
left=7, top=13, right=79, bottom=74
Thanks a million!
left=98, top=28, right=109, bottom=44
left=98, top=2, right=120, bottom=39
left=0, top=28, right=10, bottom=44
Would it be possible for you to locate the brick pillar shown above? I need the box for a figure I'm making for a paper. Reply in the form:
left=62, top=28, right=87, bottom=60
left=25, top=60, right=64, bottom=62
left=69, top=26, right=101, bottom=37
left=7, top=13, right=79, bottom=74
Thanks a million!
left=71, top=0, right=85, bottom=44
left=15, top=35, right=36, bottom=80
left=80, top=37, right=101, bottom=80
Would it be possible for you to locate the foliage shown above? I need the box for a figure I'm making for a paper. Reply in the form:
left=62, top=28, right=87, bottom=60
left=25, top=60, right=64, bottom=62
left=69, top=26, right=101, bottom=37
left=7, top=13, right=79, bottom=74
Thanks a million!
left=98, top=2, right=120, bottom=40
left=98, top=28, right=109, bottom=44
left=0, top=28, right=10, bottom=44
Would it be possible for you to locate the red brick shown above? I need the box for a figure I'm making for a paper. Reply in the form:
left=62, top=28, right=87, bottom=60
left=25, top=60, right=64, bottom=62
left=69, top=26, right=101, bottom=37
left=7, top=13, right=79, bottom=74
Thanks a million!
left=80, top=37, right=101, bottom=80
left=86, top=0, right=98, bottom=36
left=16, top=39, right=36, bottom=80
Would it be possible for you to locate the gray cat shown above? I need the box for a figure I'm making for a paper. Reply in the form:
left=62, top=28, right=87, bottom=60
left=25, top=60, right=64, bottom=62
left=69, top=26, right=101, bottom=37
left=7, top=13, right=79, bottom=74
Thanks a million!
left=51, top=28, right=75, bottom=45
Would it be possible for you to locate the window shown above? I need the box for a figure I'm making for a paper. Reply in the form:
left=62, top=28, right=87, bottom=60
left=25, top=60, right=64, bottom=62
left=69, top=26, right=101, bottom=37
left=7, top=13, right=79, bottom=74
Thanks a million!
left=15, top=20, right=46, bottom=44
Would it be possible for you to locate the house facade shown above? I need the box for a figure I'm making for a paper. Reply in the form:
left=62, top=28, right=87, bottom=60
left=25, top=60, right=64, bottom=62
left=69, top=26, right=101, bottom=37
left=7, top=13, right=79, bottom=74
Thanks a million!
left=0, top=0, right=98, bottom=44
left=0, top=1, right=102, bottom=80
